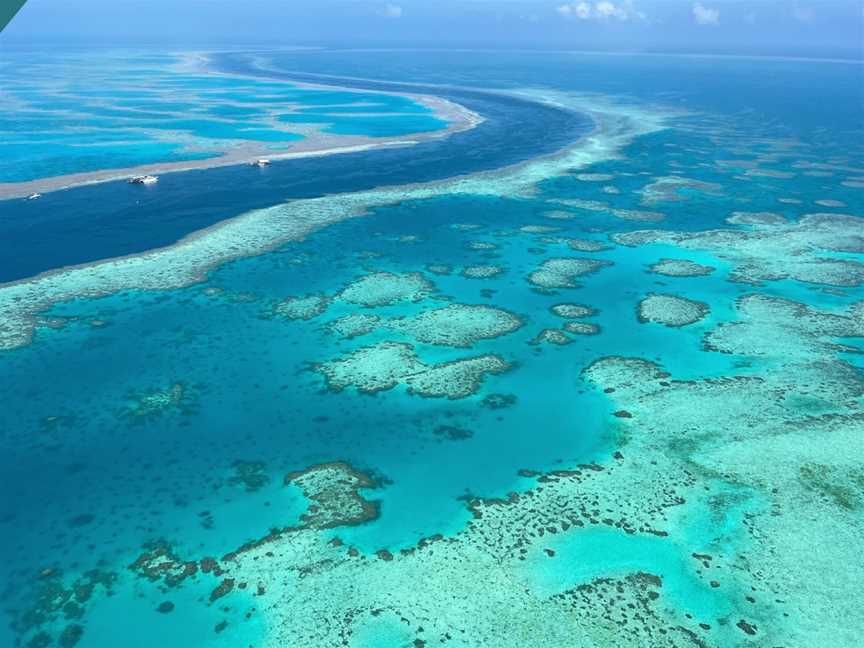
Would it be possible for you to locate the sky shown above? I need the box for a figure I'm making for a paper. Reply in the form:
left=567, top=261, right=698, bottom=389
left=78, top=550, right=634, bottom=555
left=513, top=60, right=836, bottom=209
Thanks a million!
left=2, top=0, right=862, bottom=59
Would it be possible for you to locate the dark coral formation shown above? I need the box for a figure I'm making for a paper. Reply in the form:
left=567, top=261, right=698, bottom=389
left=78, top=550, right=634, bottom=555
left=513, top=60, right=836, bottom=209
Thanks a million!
left=284, top=462, right=381, bottom=530
left=481, top=393, right=518, bottom=409
left=10, top=568, right=116, bottom=647
left=433, top=425, right=474, bottom=441
left=227, top=460, right=271, bottom=493
left=551, top=573, right=709, bottom=647
left=118, top=382, right=198, bottom=422
left=129, top=540, right=199, bottom=587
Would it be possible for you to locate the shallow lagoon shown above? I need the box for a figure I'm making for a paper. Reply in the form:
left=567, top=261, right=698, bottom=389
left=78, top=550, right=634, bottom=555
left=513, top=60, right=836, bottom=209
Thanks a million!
left=0, top=51, right=454, bottom=184
left=277, top=112, right=447, bottom=136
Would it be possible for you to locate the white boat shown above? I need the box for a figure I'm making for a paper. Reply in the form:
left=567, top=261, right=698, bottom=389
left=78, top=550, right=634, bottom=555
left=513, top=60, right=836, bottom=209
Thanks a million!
left=129, top=175, right=158, bottom=185
left=26, top=192, right=41, bottom=200
left=251, top=159, right=271, bottom=167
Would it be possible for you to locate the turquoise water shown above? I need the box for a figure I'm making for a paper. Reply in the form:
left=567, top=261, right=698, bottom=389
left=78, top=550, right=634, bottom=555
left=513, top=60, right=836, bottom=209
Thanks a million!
left=80, top=577, right=266, bottom=647
left=149, top=119, right=304, bottom=142
left=0, top=49, right=862, bottom=647
left=0, top=140, right=215, bottom=182
left=277, top=112, right=447, bottom=136
left=0, top=52, right=449, bottom=183
left=527, top=529, right=730, bottom=619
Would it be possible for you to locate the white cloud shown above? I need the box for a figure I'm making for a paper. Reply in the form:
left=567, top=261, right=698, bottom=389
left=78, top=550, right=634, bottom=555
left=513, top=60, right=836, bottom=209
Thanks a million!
left=556, top=0, right=645, bottom=22
left=379, top=3, right=402, bottom=19
left=792, top=7, right=815, bottom=23
left=692, top=3, right=719, bottom=25
left=556, top=2, right=591, bottom=20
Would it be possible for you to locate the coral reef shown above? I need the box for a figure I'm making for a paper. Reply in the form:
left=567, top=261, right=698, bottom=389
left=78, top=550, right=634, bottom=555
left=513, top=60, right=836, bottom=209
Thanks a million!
left=9, top=569, right=116, bottom=647
left=614, top=213, right=864, bottom=287
left=284, top=462, right=380, bottom=530
left=129, top=540, right=199, bottom=587
left=564, top=321, right=601, bottom=335
left=461, top=265, right=505, bottom=279
left=648, top=258, right=715, bottom=277
left=324, top=313, right=381, bottom=339
left=550, top=303, right=596, bottom=319
left=637, top=293, right=709, bottom=327
left=337, top=272, right=435, bottom=307
left=315, top=342, right=510, bottom=399
left=481, top=393, right=518, bottom=409
left=119, top=383, right=195, bottom=421
left=640, top=176, right=722, bottom=204
left=528, top=329, right=574, bottom=346
left=565, top=238, right=609, bottom=252
left=266, top=294, right=331, bottom=320
left=520, top=225, right=562, bottom=234
left=467, top=241, right=498, bottom=250
left=726, top=212, right=787, bottom=227
left=576, top=173, right=615, bottom=182
left=425, top=264, right=453, bottom=276
left=389, top=304, right=523, bottom=347
left=528, top=258, right=612, bottom=290
left=227, top=460, right=271, bottom=493
left=543, top=210, right=577, bottom=220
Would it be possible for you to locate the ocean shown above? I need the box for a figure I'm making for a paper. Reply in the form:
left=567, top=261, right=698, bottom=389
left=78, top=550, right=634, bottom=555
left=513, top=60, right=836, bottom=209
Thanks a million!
left=0, top=48, right=862, bottom=648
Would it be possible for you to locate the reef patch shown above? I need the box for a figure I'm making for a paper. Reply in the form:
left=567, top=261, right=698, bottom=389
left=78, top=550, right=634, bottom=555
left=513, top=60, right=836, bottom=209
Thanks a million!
left=337, top=272, right=435, bottom=307
left=614, top=213, right=864, bottom=287
left=648, top=259, right=715, bottom=277
left=528, top=328, right=574, bottom=346
left=284, top=462, right=380, bottom=530
left=461, top=265, right=505, bottom=279
left=564, top=321, right=601, bottom=336
left=266, top=294, right=331, bottom=320
left=389, top=304, right=523, bottom=348
left=119, top=382, right=196, bottom=421
left=325, top=313, right=382, bottom=339
left=637, top=293, right=709, bottom=327
left=315, top=341, right=510, bottom=399
left=528, top=258, right=612, bottom=290
left=551, top=303, right=596, bottom=319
